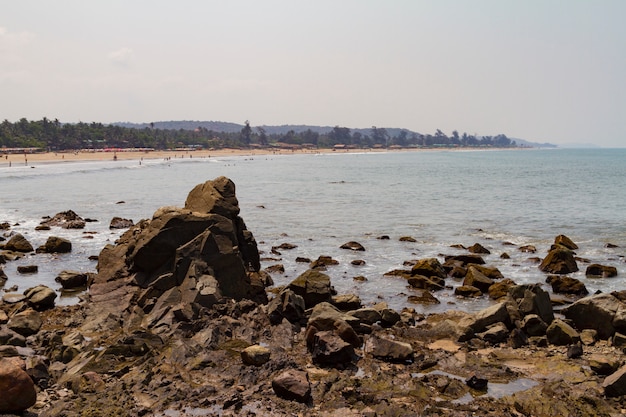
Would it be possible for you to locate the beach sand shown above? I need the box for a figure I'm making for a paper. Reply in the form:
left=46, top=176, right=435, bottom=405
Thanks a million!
left=0, top=147, right=388, bottom=166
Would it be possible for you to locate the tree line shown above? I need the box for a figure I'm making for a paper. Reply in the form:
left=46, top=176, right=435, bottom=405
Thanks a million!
left=0, top=118, right=517, bottom=151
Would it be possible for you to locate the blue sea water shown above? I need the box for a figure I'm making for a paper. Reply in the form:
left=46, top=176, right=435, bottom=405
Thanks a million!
left=1, top=148, right=625, bottom=313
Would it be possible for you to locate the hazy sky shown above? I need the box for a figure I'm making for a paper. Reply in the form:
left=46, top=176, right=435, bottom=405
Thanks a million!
left=2, top=1, right=625, bottom=147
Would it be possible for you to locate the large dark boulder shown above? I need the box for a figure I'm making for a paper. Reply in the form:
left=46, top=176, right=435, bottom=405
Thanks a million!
left=586, top=264, right=618, bottom=278
left=539, top=248, right=578, bottom=274
left=561, top=293, right=623, bottom=339
left=90, top=177, right=264, bottom=335
left=288, top=269, right=333, bottom=309
left=411, top=258, right=447, bottom=279
left=3, top=234, right=33, bottom=253
left=36, top=236, right=72, bottom=254
left=546, top=275, right=588, bottom=296
left=40, top=210, right=86, bottom=229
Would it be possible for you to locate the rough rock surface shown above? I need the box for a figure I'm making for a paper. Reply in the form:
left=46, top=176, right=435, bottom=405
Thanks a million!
left=0, top=359, right=37, bottom=413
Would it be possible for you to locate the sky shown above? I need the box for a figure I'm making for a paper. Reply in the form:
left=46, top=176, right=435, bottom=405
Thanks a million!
left=1, top=1, right=625, bottom=147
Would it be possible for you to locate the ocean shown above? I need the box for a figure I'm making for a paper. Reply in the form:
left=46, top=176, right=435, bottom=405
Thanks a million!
left=1, top=148, right=625, bottom=313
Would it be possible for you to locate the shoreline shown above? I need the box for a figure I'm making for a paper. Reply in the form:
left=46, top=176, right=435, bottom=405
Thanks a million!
left=0, top=146, right=529, bottom=167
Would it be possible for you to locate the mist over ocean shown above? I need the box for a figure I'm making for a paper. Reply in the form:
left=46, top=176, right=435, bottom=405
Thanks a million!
left=1, top=148, right=625, bottom=312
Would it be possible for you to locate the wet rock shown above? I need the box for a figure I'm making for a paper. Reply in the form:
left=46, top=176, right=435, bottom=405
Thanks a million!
left=24, top=285, right=57, bottom=310
left=407, top=275, right=445, bottom=291
left=55, top=270, right=89, bottom=289
left=539, top=247, right=578, bottom=274
left=340, top=241, right=365, bottom=251
left=468, top=243, right=490, bottom=254
left=272, top=369, right=311, bottom=403
left=350, top=259, right=366, bottom=266
left=554, top=234, right=578, bottom=250
left=241, top=345, right=271, bottom=366
left=585, top=264, right=618, bottom=278
left=40, top=210, right=86, bottom=229
left=462, top=266, right=494, bottom=293
left=377, top=235, right=390, bottom=240
left=310, top=255, right=339, bottom=269
left=519, top=245, right=537, bottom=253
left=265, top=264, right=285, bottom=274
left=399, top=236, right=416, bottom=242
left=408, top=289, right=440, bottom=305
left=17, top=265, right=38, bottom=274
left=546, top=275, right=588, bottom=296
left=365, top=334, right=413, bottom=362
left=454, top=285, right=482, bottom=298
left=3, top=233, right=34, bottom=253
left=295, top=256, right=311, bottom=263
left=272, top=242, right=297, bottom=251
left=444, top=254, right=486, bottom=266
left=0, top=358, right=37, bottom=413
left=288, top=269, right=333, bottom=309
left=488, top=278, right=516, bottom=300
left=411, top=258, right=447, bottom=279
left=36, top=236, right=72, bottom=254
left=109, top=216, right=134, bottom=229
left=465, top=374, right=488, bottom=391
left=603, top=365, right=626, bottom=397
left=546, top=319, right=580, bottom=346
left=7, top=309, right=42, bottom=336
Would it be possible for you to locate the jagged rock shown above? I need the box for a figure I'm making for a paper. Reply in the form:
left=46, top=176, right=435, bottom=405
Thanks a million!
left=407, top=275, right=445, bottom=291
left=3, top=234, right=33, bottom=253
left=309, top=330, right=355, bottom=366
left=546, top=319, right=580, bottom=346
left=288, top=269, right=333, bottom=309
left=340, top=241, right=365, bottom=251
left=603, top=365, right=626, bottom=397
left=36, top=236, right=72, bottom=254
left=365, top=334, right=413, bottom=362
left=521, top=314, right=548, bottom=337
left=55, top=270, right=89, bottom=289
left=241, top=345, right=270, bottom=366
left=272, top=369, right=311, bottom=403
left=468, top=243, right=490, bottom=254
left=307, top=302, right=360, bottom=332
left=462, top=266, right=494, bottom=293
left=554, top=234, right=578, bottom=250
left=7, top=309, right=42, bottom=336
left=586, top=264, right=618, bottom=278
left=0, top=359, right=37, bottom=413
left=539, top=247, right=578, bottom=274
left=546, top=275, right=588, bottom=296
left=509, top=284, right=554, bottom=325
left=109, top=216, right=134, bottom=229
left=462, top=302, right=510, bottom=335
left=40, top=210, right=86, bottom=229
left=478, top=322, right=509, bottom=344
left=24, top=285, right=57, bottom=310
left=561, top=293, right=622, bottom=339
left=265, top=264, right=285, bottom=274
left=267, top=289, right=306, bottom=325
left=411, top=258, right=447, bottom=278
left=272, top=243, right=297, bottom=251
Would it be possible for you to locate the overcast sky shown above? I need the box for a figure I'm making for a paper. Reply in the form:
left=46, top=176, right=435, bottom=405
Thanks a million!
left=2, top=1, right=625, bottom=147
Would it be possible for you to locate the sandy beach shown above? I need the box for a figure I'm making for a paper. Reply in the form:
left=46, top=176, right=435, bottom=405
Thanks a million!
left=0, top=147, right=392, bottom=167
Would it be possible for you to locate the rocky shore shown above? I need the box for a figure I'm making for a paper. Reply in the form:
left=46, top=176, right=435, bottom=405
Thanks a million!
left=1, top=177, right=626, bottom=416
